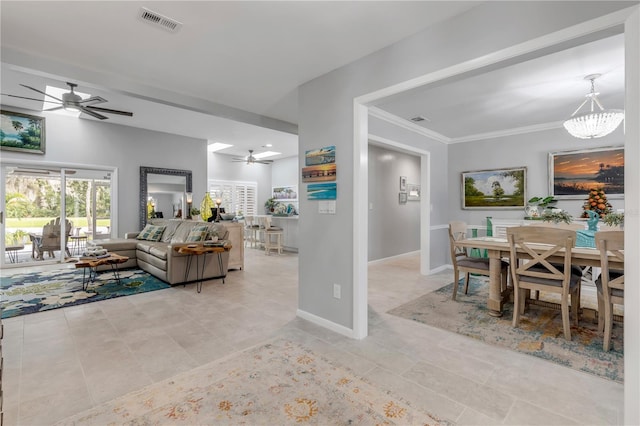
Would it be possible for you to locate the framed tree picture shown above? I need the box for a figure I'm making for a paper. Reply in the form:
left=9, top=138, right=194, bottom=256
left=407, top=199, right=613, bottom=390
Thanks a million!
left=549, top=146, right=624, bottom=199
left=461, top=166, right=527, bottom=209
left=1, top=109, right=46, bottom=154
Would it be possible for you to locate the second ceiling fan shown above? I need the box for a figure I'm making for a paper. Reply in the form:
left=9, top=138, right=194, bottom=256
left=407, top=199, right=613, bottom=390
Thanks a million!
left=3, top=82, right=133, bottom=120
left=232, top=150, right=274, bottom=165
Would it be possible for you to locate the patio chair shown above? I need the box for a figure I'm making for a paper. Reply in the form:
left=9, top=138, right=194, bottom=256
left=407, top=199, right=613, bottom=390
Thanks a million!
left=32, top=218, right=73, bottom=260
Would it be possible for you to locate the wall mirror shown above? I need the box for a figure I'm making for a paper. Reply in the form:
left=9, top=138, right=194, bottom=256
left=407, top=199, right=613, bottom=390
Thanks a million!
left=139, top=166, right=192, bottom=229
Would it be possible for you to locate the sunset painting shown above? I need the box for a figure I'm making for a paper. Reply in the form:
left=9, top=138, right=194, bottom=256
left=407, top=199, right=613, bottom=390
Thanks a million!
left=550, top=147, right=624, bottom=198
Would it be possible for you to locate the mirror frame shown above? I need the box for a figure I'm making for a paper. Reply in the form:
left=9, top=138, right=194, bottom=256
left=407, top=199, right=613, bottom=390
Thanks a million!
left=140, top=166, right=192, bottom=229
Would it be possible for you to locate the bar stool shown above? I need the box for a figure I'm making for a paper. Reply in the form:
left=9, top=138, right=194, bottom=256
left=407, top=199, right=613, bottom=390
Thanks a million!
left=258, top=216, right=283, bottom=255
left=244, top=216, right=260, bottom=248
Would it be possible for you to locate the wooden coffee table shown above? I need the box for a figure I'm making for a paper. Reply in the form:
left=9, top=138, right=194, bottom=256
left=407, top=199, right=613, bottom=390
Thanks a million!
left=75, top=253, right=129, bottom=290
left=175, top=244, right=230, bottom=293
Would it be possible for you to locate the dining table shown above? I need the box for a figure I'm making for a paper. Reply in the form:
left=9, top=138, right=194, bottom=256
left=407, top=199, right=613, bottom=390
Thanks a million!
left=454, top=236, right=624, bottom=317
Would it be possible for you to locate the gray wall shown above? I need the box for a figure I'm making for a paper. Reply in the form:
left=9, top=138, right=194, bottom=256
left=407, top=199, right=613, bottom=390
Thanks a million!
left=448, top=126, right=625, bottom=227
left=297, top=1, right=631, bottom=331
left=367, top=144, right=420, bottom=261
left=0, top=107, right=207, bottom=236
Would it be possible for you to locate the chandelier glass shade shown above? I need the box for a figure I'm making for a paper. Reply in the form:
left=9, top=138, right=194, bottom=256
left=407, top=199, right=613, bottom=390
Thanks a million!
left=563, top=74, right=624, bottom=139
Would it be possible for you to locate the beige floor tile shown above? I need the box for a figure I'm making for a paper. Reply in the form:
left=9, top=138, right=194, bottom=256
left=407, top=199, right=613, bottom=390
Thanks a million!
left=1, top=248, right=622, bottom=425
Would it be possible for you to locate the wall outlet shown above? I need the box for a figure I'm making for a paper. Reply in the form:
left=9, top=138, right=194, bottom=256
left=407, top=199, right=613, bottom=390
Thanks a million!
left=333, top=283, right=341, bottom=299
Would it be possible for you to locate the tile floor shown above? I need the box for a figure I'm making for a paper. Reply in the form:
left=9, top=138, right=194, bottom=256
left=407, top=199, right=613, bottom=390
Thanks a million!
left=2, top=248, right=623, bottom=425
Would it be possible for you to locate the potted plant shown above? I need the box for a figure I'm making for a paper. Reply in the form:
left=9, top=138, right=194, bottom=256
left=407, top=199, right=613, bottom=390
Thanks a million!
left=526, top=196, right=557, bottom=218
left=190, top=207, right=201, bottom=220
left=602, top=211, right=624, bottom=228
left=264, top=197, right=278, bottom=214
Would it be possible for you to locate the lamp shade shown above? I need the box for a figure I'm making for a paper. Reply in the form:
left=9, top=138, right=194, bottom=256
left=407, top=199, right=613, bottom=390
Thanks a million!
left=563, top=109, right=625, bottom=139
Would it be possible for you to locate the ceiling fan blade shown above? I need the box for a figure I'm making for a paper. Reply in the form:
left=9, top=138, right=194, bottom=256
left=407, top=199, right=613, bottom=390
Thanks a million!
left=79, top=106, right=108, bottom=120
left=44, top=106, right=64, bottom=112
left=79, top=96, right=107, bottom=105
left=1, top=93, right=62, bottom=104
left=85, top=105, right=133, bottom=117
left=20, top=84, right=63, bottom=102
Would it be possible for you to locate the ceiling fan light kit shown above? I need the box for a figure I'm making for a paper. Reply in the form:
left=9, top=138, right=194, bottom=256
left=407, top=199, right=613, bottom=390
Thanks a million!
left=563, top=74, right=624, bottom=139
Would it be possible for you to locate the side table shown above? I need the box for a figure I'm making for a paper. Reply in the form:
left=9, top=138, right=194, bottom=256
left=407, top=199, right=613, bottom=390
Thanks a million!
left=70, top=235, right=88, bottom=256
left=174, top=244, right=230, bottom=293
left=75, top=253, right=129, bottom=290
left=5, top=243, right=24, bottom=263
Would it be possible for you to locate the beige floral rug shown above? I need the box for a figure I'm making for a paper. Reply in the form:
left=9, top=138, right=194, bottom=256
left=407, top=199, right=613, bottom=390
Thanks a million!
left=57, top=338, right=450, bottom=425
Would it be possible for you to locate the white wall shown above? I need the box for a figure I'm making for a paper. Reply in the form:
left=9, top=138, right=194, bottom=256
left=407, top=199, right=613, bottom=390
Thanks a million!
left=0, top=107, right=207, bottom=236
left=368, top=144, right=420, bottom=261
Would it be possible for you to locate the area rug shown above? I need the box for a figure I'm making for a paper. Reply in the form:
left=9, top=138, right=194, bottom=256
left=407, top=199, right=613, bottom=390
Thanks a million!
left=1, top=267, right=170, bottom=319
left=388, top=278, right=623, bottom=383
left=56, top=337, right=450, bottom=425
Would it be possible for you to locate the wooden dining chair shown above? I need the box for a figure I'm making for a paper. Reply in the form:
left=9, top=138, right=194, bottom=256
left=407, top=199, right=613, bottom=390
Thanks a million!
left=507, top=226, right=582, bottom=341
left=448, top=221, right=507, bottom=301
left=595, top=231, right=624, bottom=351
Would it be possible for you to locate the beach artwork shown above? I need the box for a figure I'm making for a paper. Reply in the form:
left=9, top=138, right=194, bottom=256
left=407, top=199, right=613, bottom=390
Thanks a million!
left=305, top=145, right=335, bottom=166
left=308, top=182, right=337, bottom=200
left=550, top=147, right=624, bottom=198
left=302, top=164, right=336, bottom=182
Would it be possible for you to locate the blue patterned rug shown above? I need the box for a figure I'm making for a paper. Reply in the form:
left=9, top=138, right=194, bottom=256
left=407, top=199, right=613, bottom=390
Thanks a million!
left=1, top=267, right=171, bottom=319
left=388, top=278, right=623, bottom=382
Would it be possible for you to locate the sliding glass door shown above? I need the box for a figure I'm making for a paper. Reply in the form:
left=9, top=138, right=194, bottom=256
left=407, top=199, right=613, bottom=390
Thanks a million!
left=1, top=164, right=115, bottom=268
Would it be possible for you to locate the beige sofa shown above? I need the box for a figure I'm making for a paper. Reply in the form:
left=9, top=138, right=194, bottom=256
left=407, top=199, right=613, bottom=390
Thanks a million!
left=91, top=219, right=237, bottom=285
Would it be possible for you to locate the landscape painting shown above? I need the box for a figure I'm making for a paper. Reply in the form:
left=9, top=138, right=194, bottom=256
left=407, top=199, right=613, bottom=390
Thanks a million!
left=302, top=164, right=336, bottom=182
left=462, top=167, right=526, bottom=209
left=305, top=145, right=335, bottom=166
left=307, top=182, right=336, bottom=200
left=550, top=147, right=624, bottom=198
left=0, top=110, right=45, bottom=154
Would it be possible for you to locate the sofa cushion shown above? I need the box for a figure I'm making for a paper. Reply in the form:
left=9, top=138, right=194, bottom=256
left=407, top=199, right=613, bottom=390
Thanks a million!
left=186, top=225, right=209, bottom=242
left=137, top=224, right=166, bottom=241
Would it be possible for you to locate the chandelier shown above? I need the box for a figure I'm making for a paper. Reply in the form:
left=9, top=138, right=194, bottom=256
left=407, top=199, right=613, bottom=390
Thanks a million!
left=563, top=74, right=624, bottom=139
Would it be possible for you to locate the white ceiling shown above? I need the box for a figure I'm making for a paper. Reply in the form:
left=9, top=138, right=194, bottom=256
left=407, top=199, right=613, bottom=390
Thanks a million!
left=0, top=2, right=626, bottom=158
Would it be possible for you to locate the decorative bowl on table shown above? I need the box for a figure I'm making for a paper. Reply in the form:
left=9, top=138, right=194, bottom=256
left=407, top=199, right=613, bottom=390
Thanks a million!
left=220, top=213, right=235, bottom=220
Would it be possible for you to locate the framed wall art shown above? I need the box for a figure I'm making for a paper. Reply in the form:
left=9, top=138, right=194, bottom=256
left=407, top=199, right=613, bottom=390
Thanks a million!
left=1, top=109, right=46, bottom=154
left=549, top=146, right=624, bottom=199
left=399, top=176, right=407, bottom=191
left=272, top=185, right=298, bottom=201
left=461, top=166, right=526, bottom=209
left=399, top=192, right=407, bottom=204
left=307, top=182, right=336, bottom=200
left=305, top=145, right=335, bottom=166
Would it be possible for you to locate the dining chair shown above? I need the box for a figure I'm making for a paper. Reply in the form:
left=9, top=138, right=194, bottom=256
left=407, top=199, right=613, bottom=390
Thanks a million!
left=507, top=226, right=582, bottom=341
left=595, top=231, right=624, bottom=351
left=448, top=221, right=507, bottom=301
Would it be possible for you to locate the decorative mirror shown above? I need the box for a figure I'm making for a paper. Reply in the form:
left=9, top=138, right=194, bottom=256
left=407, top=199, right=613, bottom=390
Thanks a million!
left=139, top=166, right=192, bottom=229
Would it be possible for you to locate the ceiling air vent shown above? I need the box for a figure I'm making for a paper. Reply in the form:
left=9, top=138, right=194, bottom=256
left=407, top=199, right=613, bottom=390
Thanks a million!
left=138, top=7, right=183, bottom=33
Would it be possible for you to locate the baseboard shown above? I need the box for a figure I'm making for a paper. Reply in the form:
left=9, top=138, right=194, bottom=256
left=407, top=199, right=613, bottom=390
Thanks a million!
left=431, top=264, right=452, bottom=274
left=296, top=309, right=356, bottom=339
left=368, top=250, right=420, bottom=265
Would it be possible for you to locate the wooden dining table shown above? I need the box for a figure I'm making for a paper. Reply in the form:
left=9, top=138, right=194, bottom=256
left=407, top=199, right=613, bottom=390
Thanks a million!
left=454, top=236, right=624, bottom=317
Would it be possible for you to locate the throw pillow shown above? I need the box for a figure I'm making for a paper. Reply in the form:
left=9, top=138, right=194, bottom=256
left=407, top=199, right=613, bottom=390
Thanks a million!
left=136, top=224, right=166, bottom=242
left=186, top=225, right=209, bottom=242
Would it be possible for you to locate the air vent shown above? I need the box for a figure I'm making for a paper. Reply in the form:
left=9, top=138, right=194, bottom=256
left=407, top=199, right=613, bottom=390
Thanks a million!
left=410, top=116, right=429, bottom=123
left=138, top=7, right=183, bottom=33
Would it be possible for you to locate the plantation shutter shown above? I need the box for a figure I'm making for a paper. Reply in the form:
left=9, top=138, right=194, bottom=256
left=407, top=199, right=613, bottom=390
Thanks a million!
left=208, top=180, right=257, bottom=216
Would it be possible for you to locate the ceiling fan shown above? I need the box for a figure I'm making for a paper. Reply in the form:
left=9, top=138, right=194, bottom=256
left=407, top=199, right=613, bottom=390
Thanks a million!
left=1, top=82, right=133, bottom=120
left=231, top=149, right=274, bottom=165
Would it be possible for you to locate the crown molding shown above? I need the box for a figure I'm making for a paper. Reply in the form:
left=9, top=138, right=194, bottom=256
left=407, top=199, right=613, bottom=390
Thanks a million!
left=369, top=107, right=565, bottom=144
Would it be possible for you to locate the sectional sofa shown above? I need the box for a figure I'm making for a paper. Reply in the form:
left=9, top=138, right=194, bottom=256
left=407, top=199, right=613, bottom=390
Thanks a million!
left=90, top=219, right=242, bottom=285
